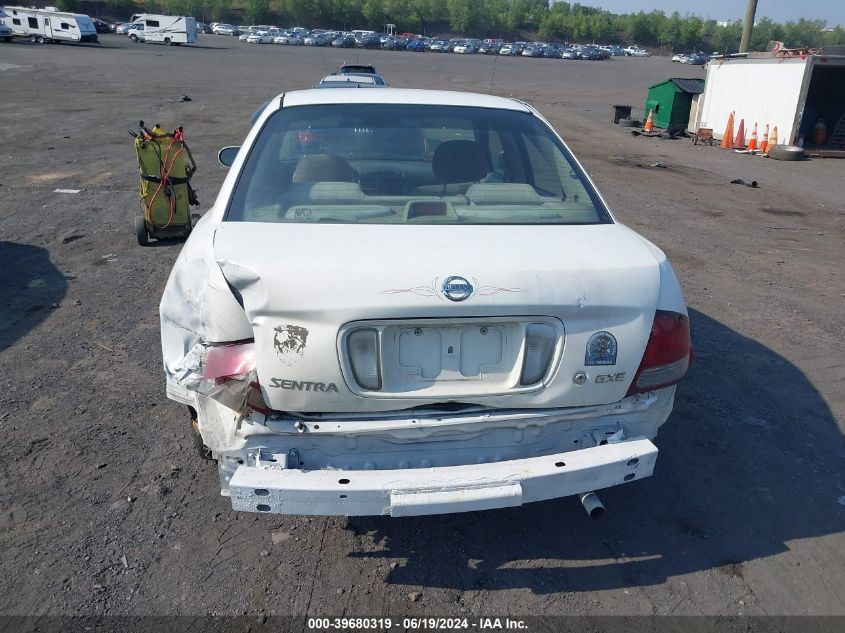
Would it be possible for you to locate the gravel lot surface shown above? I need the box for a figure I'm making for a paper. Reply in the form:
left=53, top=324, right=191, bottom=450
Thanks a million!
left=1, top=34, right=843, bottom=622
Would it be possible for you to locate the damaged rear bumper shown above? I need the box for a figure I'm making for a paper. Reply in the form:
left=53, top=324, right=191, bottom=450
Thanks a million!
left=228, top=437, right=657, bottom=516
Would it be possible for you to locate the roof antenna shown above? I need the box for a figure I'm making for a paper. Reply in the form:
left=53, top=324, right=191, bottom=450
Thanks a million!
left=489, top=55, right=499, bottom=95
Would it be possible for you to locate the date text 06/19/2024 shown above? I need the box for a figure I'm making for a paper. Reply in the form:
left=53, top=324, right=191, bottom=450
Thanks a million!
left=306, top=617, right=528, bottom=630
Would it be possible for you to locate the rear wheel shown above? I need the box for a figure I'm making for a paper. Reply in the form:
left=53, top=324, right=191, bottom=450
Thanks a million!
left=190, top=410, right=214, bottom=460
left=164, top=37, right=172, bottom=46
left=135, top=216, right=149, bottom=246
left=35, top=35, right=44, bottom=44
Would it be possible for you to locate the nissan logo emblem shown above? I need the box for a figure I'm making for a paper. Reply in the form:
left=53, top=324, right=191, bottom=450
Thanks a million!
left=441, top=276, right=474, bottom=302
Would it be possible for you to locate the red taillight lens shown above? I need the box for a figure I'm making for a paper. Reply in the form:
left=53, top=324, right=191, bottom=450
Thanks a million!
left=202, top=340, right=271, bottom=414
left=204, top=341, right=255, bottom=379
left=627, top=311, right=692, bottom=396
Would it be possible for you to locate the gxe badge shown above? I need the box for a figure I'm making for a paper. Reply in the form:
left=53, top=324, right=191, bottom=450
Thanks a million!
left=441, top=276, right=474, bottom=302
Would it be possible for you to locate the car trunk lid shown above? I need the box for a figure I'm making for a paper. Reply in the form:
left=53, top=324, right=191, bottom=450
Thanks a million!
left=213, top=222, right=661, bottom=412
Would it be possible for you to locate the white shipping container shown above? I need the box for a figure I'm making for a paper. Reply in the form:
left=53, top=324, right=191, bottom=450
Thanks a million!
left=695, top=55, right=845, bottom=147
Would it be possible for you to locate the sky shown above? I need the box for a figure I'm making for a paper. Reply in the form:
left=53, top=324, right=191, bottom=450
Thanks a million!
left=574, top=1, right=845, bottom=27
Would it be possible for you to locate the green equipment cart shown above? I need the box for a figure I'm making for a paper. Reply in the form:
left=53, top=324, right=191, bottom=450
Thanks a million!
left=133, top=122, right=198, bottom=246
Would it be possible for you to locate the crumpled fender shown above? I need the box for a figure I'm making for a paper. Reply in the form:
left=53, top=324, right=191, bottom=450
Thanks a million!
left=159, top=212, right=252, bottom=404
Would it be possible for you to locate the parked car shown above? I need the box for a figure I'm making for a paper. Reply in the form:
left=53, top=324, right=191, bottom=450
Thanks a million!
left=196, top=22, right=213, bottom=34
left=560, top=47, right=579, bottom=59
left=608, top=45, right=626, bottom=56
left=383, top=36, right=407, bottom=50
left=428, top=39, right=450, bottom=52
left=625, top=46, right=650, bottom=57
left=685, top=52, right=708, bottom=65
left=127, top=24, right=144, bottom=42
left=331, top=34, right=356, bottom=48
left=338, top=64, right=378, bottom=75
left=91, top=17, right=112, bottom=34
left=543, top=44, right=564, bottom=58
left=672, top=53, right=686, bottom=63
left=161, top=88, right=692, bottom=519
left=213, top=24, right=238, bottom=36
left=314, top=75, right=380, bottom=88
left=580, top=46, right=610, bottom=60
left=453, top=41, right=476, bottom=54
left=406, top=38, right=427, bottom=52
left=337, top=72, right=387, bottom=86
left=304, top=32, right=332, bottom=46
left=275, top=32, right=303, bottom=45
left=478, top=41, right=502, bottom=54
left=114, top=22, right=133, bottom=34
left=356, top=34, right=381, bottom=49
left=499, top=43, right=524, bottom=56
left=247, top=31, right=273, bottom=44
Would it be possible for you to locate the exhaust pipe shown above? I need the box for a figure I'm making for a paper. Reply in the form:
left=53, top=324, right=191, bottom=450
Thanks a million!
left=580, top=492, right=606, bottom=520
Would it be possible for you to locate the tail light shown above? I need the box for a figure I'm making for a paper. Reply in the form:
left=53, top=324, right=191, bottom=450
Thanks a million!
left=627, top=311, right=692, bottom=396
left=204, top=340, right=255, bottom=379
left=203, top=340, right=271, bottom=414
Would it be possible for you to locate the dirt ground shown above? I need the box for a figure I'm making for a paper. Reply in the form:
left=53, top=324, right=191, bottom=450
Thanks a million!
left=1, top=35, right=844, bottom=623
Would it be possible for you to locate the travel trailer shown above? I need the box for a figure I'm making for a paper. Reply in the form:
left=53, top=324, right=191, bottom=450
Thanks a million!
left=128, top=14, right=197, bottom=45
left=1, top=6, right=98, bottom=43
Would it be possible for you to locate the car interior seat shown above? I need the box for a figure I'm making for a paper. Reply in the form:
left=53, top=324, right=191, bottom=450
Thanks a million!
left=292, top=153, right=358, bottom=183
left=431, top=140, right=492, bottom=192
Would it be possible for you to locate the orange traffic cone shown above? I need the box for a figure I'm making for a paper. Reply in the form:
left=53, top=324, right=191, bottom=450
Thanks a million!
left=643, top=109, right=654, bottom=132
left=747, top=123, right=759, bottom=152
left=734, top=118, right=746, bottom=149
left=721, top=111, right=735, bottom=149
left=763, top=126, right=778, bottom=155
left=759, top=124, right=770, bottom=154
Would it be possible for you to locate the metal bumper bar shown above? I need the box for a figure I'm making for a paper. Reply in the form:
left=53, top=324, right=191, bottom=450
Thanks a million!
left=228, top=437, right=658, bottom=517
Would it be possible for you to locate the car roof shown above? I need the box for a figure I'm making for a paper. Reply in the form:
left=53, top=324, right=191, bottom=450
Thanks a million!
left=312, top=83, right=384, bottom=89
left=280, top=88, right=532, bottom=112
left=343, top=72, right=386, bottom=83
left=339, top=64, right=376, bottom=73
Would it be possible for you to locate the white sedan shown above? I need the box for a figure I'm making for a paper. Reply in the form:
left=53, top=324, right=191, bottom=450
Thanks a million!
left=160, top=88, right=692, bottom=518
left=273, top=33, right=303, bottom=45
left=247, top=31, right=272, bottom=44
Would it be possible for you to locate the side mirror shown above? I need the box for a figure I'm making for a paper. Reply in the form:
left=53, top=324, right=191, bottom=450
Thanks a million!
left=217, top=146, right=240, bottom=167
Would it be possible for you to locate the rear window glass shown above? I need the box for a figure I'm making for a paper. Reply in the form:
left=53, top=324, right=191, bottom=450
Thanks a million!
left=225, top=104, right=611, bottom=225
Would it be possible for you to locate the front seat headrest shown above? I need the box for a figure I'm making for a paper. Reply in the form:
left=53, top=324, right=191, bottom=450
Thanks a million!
left=292, top=154, right=357, bottom=183
left=431, top=140, right=491, bottom=183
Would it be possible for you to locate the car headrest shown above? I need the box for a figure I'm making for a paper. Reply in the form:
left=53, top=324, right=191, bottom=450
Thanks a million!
left=292, top=154, right=357, bottom=183
left=432, top=140, right=491, bottom=183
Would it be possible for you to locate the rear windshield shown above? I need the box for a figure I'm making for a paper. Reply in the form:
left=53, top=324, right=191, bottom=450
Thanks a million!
left=225, top=103, right=611, bottom=225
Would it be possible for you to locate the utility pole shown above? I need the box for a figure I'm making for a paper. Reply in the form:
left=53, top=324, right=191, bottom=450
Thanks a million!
left=739, top=0, right=758, bottom=53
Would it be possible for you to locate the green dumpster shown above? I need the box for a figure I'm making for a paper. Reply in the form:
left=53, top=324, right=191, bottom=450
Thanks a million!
left=644, top=78, right=704, bottom=132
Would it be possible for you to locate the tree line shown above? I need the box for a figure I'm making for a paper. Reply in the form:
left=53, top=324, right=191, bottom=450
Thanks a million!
left=63, top=0, right=845, bottom=52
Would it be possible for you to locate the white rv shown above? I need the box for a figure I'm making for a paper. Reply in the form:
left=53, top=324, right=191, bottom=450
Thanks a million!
left=129, top=14, right=197, bottom=45
left=1, top=6, right=98, bottom=43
